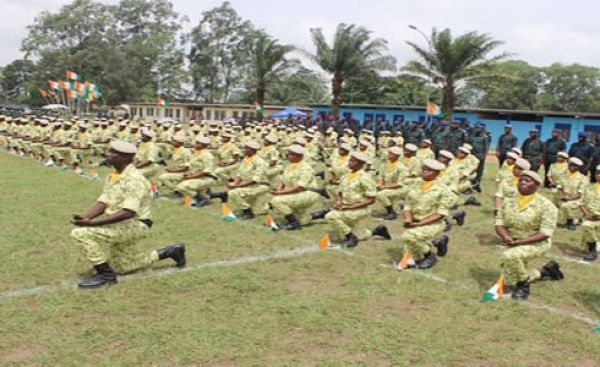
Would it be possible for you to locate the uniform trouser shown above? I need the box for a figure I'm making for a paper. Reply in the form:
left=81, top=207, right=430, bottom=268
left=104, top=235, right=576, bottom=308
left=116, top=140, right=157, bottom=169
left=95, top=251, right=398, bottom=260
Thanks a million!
left=73, top=148, right=93, bottom=166
left=500, top=240, right=550, bottom=286
left=325, top=183, right=340, bottom=201
left=156, top=172, right=186, bottom=194
left=325, top=207, right=373, bottom=240
left=94, top=143, right=109, bottom=157
left=214, top=163, right=241, bottom=185
left=590, top=164, right=598, bottom=184
left=581, top=219, right=600, bottom=250
left=376, top=187, right=408, bottom=208
left=270, top=191, right=320, bottom=225
left=544, top=156, right=557, bottom=186
left=137, top=164, right=161, bottom=180
left=322, top=147, right=335, bottom=160
left=398, top=220, right=444, bottom=262
left=498, top=152, right=508, bottom=167
left=228, top=184, right=270, bottom=213
left=175, top=177, right=217, bottom=198
left=30, top=142, right=44, bottom=157
left=559, top=201, right=582, bottom=222
left=525, top=157, right=542, bottom=172
left=265, top=166, right=282, bottom=187
left=157, top=143, right=173, bottom=158
left=55, top=147, right=73, bottom=163
left=457, top=178, right=471, bottom=193
left=474, top=155, right=486, bottom=183
left=71, top=220, right=158, bottom=275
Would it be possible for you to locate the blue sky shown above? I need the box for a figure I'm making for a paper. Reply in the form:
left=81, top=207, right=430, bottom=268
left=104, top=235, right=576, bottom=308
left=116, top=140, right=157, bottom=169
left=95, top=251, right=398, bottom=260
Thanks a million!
left=1, top=0, right=598, bottom=69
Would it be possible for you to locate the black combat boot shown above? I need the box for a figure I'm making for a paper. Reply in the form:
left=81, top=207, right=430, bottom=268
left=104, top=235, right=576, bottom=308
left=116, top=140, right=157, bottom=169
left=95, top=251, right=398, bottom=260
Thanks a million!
left=78, top=263, right=117, bottom=289
left=584, top=242, right=598, bottom=262
left=512, top=280, right=530, bottom=300
left=452, top=211, right=466, bottom=226
left=566, top=219, right=576, bottom=231
left=157, top=243, right=186, bottom=267
left=539, top=260, right=564, bottom=280
left=241, top=208, right=255, bottom=220
left=315, top=171, right=325, bottom=180
left=383, top=206, right=397, bottom=221
left=472, top=182, right=482, bottom=193
left=194, top=194, right=210, bottom=207
left=432, top=235, right=449, bottom=257
left=416, top=251, right=438, bottom=269
left=280, top=214, right=302, bottom=230
left=209, top=191, right=228, bottom=203
left=371, top=225, right=391, bottom=240
left=443, top=219, right=452, bottom=232
left=310, top=208, right=331, bottom=220
left=311, top=187, right=330, bottom=199
left=169, top=191, right=184, bottom=199
left=344, top=232, right=359, bottom=248
left=464, top=196, right=481, bottom=206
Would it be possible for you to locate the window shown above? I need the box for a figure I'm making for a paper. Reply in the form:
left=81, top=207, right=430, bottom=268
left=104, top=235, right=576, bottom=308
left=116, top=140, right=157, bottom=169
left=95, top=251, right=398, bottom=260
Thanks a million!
left=393, top=114, right=404, bottom=123
left=555, top=123, right=571, bottom=141
left=376, top=114, right=386, bottom=122
left=146, top=108, right=154, bottom=117
left=232, top=111, right=239, bottom=118
left=130, top=108, right=137, bottom=116
left=206, top=110, right=211, bottom=120
left=419, top=115, right=426, bottom=122
left=364, top=113, right=374, bottom=122
left=342, top=112, right=353, bottom=119
left=164, top=108, right=173, bottom=118
left=176, top=109, right=181, bottom=119
left=242, top=112, right=248, bottom=119
left=584, top=125, right=600, bottom=143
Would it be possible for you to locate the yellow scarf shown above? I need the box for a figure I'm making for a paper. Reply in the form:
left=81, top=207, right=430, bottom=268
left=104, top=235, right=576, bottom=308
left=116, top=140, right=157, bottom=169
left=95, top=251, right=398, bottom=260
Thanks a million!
left=223, top=142, right=230, bottom=149
left=512, top=175, right=519, bottom=186
left=173, top=147, right=181, bottom=154
left=404, top=157, right=413, bottom=165
left=419, top=148, right=428, bottom=155
left=244, top=155, right=255, bottom=165
left=568, top=171, right=578, bottom=179
left=596, top=183, right=600, bottom=193
left=194, top=149, right=203, bottom=157
left=337, top=155, right=349, bottom=165
left=347, top=170, right=360, bottom=182
left=110, top=169, right=120, bottom=183
left=556, top=162, right=565, bottom=170
left=141, top=142, right=149, bottom=149
left=506, top=164, right=514, bottom=174
left=421, top=179, right=435, bottom=193
left=454, top=158, right=466, bottom=165
left=439, top=167, right=448, bottom=177
left=386, top=161, right=398, bottom=171
left=287, top=161, right=301, bottom=171
left=517, top=193, right=535, bottom=210
left=79, top=132, right=86, bottom=137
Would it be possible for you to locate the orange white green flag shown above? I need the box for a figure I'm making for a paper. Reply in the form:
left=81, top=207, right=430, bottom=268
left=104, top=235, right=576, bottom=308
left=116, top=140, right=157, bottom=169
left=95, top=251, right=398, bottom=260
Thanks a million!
left=266, top=215, right=278, bottom=231
left=396, top=250, right=416, bottom=270
left=66, top=70, right=81, bottom=81
left=157, top=98, right=168, bottom=106
left=427, top=102, right=443, bottom=117
left=222, top=204, right=237, bottom=221
left=481, top=276, right=504, bottom=302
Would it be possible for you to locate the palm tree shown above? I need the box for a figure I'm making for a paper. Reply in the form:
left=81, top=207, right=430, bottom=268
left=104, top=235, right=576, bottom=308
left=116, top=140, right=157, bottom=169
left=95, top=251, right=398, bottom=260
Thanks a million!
left=247, top=33, right=298, bottom=120
left=307, top=23, right=396, bottom=117
left=403, top=28, right=509, bottom=120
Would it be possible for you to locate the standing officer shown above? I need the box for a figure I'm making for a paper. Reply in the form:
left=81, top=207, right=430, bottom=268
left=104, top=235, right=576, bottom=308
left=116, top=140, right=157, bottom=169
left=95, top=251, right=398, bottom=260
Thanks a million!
left=468, top=123, right=489, bottom=186
left=543, top=129, right=567, bottom=187
left=579, top=167, right=600, bottom=261
left=404, top=121, right=424, bottom=146
left=431, top=122, right=449, bottom=154
left=71, top=141, right=185, bottom=289
left=521, top=128, right=545, bottom=172
left=496, top=125, right=518, bottom=167
left=494, top=170, right=564, bottom=300
left=447, top=121, right=466, bottom=155
left=568, top=132, right=594, bottom=176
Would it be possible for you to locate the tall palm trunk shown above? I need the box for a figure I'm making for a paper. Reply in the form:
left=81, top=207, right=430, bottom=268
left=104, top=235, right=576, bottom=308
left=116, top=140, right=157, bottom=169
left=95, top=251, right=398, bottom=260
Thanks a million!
left=442, top=81, right=455, bottom=121
left=331, top=74, right=343, bottom=118
left=256, top=81, right=266, bottom=120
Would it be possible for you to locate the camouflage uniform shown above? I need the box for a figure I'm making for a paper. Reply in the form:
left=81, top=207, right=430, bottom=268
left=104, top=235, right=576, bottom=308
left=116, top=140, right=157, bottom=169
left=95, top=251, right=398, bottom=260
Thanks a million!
left=556, top=172, right=588, bottom=222
left=495, top=193, right=557, bottom=286
left=580, top=184, right=600, bottom=249
left=228, top=155, right=269, bottom=213
left=401, top=156, right=421, bottom=188
left=416, top=148, right=435, bottom=162
left=156, top=146, right=192, bottom=194
left=136, top=142, right=160, bottom=179
left=325, top=170, right=377, bottom=240
left=452, top=156, right=478, bottom=192
left=259, top=145, right=282, bottom=187
left=174, top=149, right=218, bottom=197
left=157, top=127, right=173, bottom=158
left=325, top=153, right=351, bottom=199
left=398, top=180, right=453, bottom=262
left=376, top=160, right=409, bottom=207
left=71, top=165, right=158, bottom=275
left=71, top=130, right=94, bottom=166
left=213, top=142, right=242, bottom=185
left=270, top=160, right=320, bottom=225
left=437, top=166, right=460, bottom=206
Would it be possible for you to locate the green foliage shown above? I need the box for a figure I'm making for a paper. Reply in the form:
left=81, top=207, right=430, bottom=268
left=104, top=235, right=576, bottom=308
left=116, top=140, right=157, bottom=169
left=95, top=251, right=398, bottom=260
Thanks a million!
left=404, top=28, right=508, bottom=119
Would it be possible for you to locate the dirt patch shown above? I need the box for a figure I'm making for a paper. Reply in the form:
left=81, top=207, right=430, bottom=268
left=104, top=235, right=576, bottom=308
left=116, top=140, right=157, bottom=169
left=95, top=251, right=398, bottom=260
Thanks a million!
left=0, top=345, right=42, bottom=363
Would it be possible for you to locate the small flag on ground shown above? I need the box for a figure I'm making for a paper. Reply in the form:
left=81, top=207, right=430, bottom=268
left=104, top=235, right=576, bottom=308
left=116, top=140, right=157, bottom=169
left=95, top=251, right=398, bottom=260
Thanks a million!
left=28, top=152, right=34, bottom=159
left=150, top=181, right=159, bottom=198
left=222, top=204, right=237, bottom=221
left=593, top=326, right=600, bottom=333
left=396, top=251, right=416, bottom=270
left=157, top=98, right=168, bottom=106
left=45, top=159, right=55, bottom=167
left=60, top=162, right=68, bottom=171
left=317, top=234, right=331, bottom=249
left=184, top=196, right=193, bottom=208
left=266, top=215, right=278, bottom=231
left=481, top=276, right=504, bottom=302
left=90, top=171, right=99, bottom=180
left=74, top=167, right=83, bottom=175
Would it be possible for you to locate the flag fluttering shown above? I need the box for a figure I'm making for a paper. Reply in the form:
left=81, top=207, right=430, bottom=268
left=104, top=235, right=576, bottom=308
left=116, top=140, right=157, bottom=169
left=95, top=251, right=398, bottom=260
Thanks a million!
left=222, top=204, right=237, bottom=221
left=266, top=215, right=278, bottom=231
left=481, top=276, right=505, bottom=302
left=157, top=98, right=169, bottom=106
left=66, top=70, right=81, bottom=81
left=396, top=251, right=416, bottom=270
left=427, top=102, right=444, bottom=117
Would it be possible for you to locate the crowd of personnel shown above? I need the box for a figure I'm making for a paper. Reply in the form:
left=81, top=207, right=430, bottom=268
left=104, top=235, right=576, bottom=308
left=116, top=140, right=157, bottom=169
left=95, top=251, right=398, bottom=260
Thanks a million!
left=3, top=114, right=600, bottom=301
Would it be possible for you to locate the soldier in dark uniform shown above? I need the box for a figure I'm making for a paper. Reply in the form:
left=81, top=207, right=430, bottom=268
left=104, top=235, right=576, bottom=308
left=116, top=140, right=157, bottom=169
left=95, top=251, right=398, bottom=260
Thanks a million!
left=521, top=129, right=545, bottom=172
left=432, top=121, right=449, bottom=154
left=568, top=132, right=594, bottom=176
left=447, top=121, right=466, bottom=155
left=589, top=138, right=600, bottom=183
left=543, top=129, right=567, bottom=187
left=462, top=120, right=475, bottom=138
left=404, top=121, right=424, bottom=146
left=468, top=122, right=490, bottom=184
left=496, top=125, right=518, bottom=167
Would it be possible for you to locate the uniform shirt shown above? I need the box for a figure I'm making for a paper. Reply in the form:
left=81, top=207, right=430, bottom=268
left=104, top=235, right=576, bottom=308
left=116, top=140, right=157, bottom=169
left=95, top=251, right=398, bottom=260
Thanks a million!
left=522, top=138, right=545, bottom=161
left=73, top=131, right=93, bottom=148
left=404, top=180, right=453, bottom=221
left=497, top=133, right=518, bottom=154
left=495, top=174, right=518, bottom=199
left=496, top=162, right=515, bottom=184
left=259, top=145, right=281, bottom=165
left=495, top=193, right=557, bottom=239
left=116, top=129, right=130, bottom=142
left=545, top=137, right=566, bottom=157
left=468, top=133, right=489, bottom=159
left=217, top=142, right=241, bottom=163
left=158, top=129, right=173, bottom=143
left=59, top=128, right=75, bottom=145
left=432, top=128, right=449, bottom=151
left=338, top=169, right=377, bottom=205
left=402, top=156, right=422, bottom=183
left=381, top=160, right=408, bottom=186
left=568, top=141, right=593, bottom=165
left=404, top=126, right=424, bottom=145
left=447, top=128, right=466, bottom=154
left=170, top=146, right=192, bottom=167
left=98, top=164, right=151, bottom=220
left=329, top=152, right=351, bottom=179
left=236, top=154, right=268, bottom=183
left=437, top=166, right=459, bottom=193
left=557, top=171, right=588, bottom=198
left=451, top=156, right=477, bottom=178
left=582, top=184, right=600, bottom=216
left=416, top=148, right=435, bottom=161
left=189, top=149, right=215, bottom=174
left=546, top=162, right=568, bottom=187
left=282, top=160, right=317, bottom=189
left=136, top=142, right=159, bottom=163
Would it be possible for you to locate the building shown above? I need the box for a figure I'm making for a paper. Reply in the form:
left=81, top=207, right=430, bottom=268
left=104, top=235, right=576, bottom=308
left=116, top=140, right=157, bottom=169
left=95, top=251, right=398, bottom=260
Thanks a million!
left=126, top=102, right=311, bottom=123
left=309, top=103, right=600, bottom=145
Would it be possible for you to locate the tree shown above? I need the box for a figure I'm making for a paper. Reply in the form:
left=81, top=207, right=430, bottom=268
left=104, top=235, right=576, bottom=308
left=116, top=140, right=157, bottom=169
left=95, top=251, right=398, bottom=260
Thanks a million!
left=403, top=28, right=508, bottom=120
left=188, top=1, right=255, bottom=103
left=247, top=32, right=297, bottom=119
left=0, top=60, right=36, bottom=102
left=535, top=63, right=600, bottom=113
left=307, top=23, right=396, bottom=116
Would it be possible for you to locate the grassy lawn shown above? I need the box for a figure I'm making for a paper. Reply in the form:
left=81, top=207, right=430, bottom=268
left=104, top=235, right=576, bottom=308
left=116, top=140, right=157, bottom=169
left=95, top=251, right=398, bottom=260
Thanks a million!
left=1, top=151, right=600, bottom=365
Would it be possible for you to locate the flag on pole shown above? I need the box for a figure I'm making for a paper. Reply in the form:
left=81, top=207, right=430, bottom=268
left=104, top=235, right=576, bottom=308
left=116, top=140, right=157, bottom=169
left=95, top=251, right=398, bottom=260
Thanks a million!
left=74, top=167, right=83, bottom=175
left=39, top=89, right=51, bottom=97
left=65, top=90, right=77, bottom=99
left=317, top=234, right=331, bottom=249
left=59, top=81, right=73, bottom=90
left=396, top=251, right=416, bottom=270
left=222, top=204, right=237, bottom=221
left=66, top=70, right=81, bottom=81
left=481, top=276, right=504, bottom=302
left=48, top=80, right=60, bottom=90
left=266, top=215, right=279, bottom=231
left=427, top=102, right=444, bottom=117
left=157, top=98, right=169, bottom=106
left=255, top=101, right=264, bottom=115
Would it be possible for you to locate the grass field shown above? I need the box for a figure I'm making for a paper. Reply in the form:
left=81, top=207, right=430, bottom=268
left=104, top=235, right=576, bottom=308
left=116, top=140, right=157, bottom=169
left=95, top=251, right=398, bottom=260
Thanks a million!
left=1, top=150, right=600, bottom=365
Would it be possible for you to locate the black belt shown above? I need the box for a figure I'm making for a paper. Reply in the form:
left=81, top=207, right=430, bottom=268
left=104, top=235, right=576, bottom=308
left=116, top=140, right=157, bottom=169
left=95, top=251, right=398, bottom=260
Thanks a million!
left=139, top=219, right=153, bottom=228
